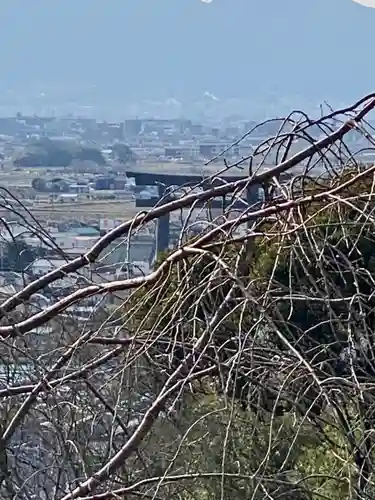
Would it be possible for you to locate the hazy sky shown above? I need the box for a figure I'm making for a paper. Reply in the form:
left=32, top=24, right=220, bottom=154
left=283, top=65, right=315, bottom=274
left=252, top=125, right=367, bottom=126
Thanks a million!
left=353, top=0, right=375, bottom=6
left=0, top=0, right=375, bottom=104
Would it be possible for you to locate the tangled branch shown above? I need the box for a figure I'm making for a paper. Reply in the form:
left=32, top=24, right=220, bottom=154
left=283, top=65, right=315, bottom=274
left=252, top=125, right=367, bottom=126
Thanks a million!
left=1, top=94, right=375, bottom=499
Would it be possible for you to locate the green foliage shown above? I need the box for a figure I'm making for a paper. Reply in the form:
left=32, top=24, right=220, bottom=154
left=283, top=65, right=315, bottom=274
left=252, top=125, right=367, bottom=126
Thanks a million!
left=111, top=143, right=136, bottom=164
left=75, top=146, right=106, bottom=165
left=155, top=390, right=350, bottom=500
left=31, top=177, right=47, bottom=192
left=248, top=168, right=375, bottom=374
left=32, top=177, right=71, bottom=193
left=297, top=422, right=351, bottom=500
left=126, top=167, right=375, bottom=498
left=14, top=138, right=106, bottom=167
left=0, top=238, right=38, bottom=272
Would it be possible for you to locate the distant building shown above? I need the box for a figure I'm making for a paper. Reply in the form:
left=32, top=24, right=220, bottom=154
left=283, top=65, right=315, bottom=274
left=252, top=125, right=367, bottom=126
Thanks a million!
left=190, top=124, right=204, bottom=135
left=69, top=183, right=90, bottom=194
left=199, top=143, right=239, bottom=159
left=95, top=176, right=128, bottom=190
left=97, top=121, right=124, bottom=141
left=56, top=193, right=79, bottom=203
left=125, top=119, right=142, bottom=138
left=164, top=146, right=198, bottom=160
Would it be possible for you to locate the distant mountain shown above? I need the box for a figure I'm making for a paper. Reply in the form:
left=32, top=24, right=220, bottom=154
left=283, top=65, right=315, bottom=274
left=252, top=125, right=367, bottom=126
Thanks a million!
left=0, top=0, right=374, bottom=113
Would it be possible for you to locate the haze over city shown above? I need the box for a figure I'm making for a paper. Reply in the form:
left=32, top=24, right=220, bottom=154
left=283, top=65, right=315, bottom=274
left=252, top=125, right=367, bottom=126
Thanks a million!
left=0, top=0, right=373, bottom=119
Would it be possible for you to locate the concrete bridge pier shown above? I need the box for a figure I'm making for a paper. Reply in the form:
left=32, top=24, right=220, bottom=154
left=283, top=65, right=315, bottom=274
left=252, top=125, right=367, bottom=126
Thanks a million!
left=155, top=185, right=171, bottom=257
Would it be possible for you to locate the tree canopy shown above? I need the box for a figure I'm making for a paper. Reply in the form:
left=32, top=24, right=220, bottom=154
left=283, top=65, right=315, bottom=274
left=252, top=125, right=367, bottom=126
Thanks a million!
left=0, top=238, right=38, bottom=273
left=2, top=95, right=375, bottom=499
left=111, top=143, right=136, bottom=164
left=124, top=165, right=375, bottom=498
left=14, top=138, right=106, bottom=167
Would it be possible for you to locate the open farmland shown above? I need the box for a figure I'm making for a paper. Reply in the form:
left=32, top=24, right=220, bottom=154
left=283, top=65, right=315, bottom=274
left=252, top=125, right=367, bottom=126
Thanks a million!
left=0, top=199, right=142, bottom=223
left=0, top=198, right=226, bottom=225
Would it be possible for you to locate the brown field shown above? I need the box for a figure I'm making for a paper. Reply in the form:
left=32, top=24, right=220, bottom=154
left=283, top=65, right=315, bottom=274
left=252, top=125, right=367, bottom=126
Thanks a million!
left=0, top=200, right=141, bottom=222
left=0, top=160, right=270, bottom=224
left=0, top=199, right=221, bottom=224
